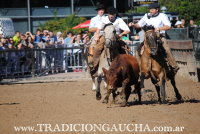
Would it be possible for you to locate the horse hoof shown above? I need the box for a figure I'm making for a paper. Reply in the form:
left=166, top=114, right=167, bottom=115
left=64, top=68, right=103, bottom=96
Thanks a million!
left=120, top=102, right=127, bottom=107
left=96, top=94, right=102, bottom=100
left=102, top=99, right=108, bottom=104
left=176, top=94, right=182, bottom=100
left=91, top=88, right=96, bottom=91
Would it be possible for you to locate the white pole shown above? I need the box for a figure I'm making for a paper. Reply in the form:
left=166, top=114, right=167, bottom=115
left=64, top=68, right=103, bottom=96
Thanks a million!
left=71, top=0, right=74, bottom=14
left=113, top=0, right=117, bottom=8
left=27, top=0, right=31, bottom=32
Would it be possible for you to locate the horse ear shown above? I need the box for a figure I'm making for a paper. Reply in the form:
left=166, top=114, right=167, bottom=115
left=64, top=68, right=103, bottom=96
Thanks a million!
left=102, top=67, right=108, bottom=75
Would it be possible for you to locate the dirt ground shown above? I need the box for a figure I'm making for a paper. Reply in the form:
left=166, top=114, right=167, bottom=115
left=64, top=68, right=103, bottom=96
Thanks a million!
left=0, top=74, right=200, bottom=134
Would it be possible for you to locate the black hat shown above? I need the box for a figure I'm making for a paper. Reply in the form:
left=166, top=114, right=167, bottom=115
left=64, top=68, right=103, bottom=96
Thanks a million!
left=149, top=3, right=160, bottom=9
left=95, top=4, right=105, bottom=11
left=107, top=7, right=118, bottom=15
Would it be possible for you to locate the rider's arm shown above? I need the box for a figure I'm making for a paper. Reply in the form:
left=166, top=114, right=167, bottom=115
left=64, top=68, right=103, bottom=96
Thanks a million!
left=128, top=23, right=141, bottom=29
left=119, top=30, right=130, bottom=38
left=94, top=28, right=101, bottom=41
left=89, top=28, right=97, bottom=33
left=156, top=25, right=171, bottom=32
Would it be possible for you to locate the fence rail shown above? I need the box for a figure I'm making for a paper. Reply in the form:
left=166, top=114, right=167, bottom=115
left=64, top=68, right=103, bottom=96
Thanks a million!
left=0, top=45, right=85, bottom=80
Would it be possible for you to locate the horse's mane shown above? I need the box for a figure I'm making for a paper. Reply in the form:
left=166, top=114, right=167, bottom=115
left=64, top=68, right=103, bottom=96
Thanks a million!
left=142, top=25, right=155, bottom=32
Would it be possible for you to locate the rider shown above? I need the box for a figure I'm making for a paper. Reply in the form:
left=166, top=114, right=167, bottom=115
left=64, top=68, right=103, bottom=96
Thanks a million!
left=91, top=7, right=130, bottom=69
left=87, top=3, right=106, bottom=69
left=128, top=3, right=179, bottom=73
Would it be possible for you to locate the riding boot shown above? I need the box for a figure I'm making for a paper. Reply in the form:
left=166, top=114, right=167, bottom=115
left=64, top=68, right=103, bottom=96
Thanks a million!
left=88, top=46, right=94, bottom=68
left=90, top=36, right=105, bottom=71
left=161, top=37, right=179, bottom=73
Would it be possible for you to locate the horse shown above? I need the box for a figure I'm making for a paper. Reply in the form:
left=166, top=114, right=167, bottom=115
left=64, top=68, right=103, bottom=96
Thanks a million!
left=85, top=23, right=126, bottom=100
left=139, top=25, right=182, bottom=103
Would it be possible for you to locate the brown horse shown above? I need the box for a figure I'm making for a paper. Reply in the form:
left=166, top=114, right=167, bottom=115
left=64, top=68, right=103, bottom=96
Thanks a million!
left=140, top=25, right=182, bottom=103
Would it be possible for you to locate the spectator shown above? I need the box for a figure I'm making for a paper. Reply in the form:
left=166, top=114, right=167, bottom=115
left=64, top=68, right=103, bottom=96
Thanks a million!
left=189, top=19, right=198, bottom=27
left=19, top=34, right=27, bottom=48
left=34, top=29, right=42, bottom=45
left=64, top=32, right=74, bottom=47
left=175, top=21, right=183, bottom=28
left=56, top=32, right=64, bottom=45
left=49, top=31, right=57, bottom=45
left=26, top=36, right=34, bottom=49
left=25, top=31, right=34, bottom=41
left=1, top=37, right=8, bottom=49
left=0, top=42, right=5, bottom=50
left=180, top=19, right=186, bottom=28
left=13, top=31, right=21, bottom=47
left=82, top=33, right=90, bottom=44
left=41, top=30, right=49, bottom=43
left=6, top=38, right=15, bottom=49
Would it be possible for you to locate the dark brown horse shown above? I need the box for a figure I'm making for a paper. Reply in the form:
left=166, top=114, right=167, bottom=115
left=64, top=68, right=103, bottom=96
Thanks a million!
left=140, top=25, right=182, bottom=103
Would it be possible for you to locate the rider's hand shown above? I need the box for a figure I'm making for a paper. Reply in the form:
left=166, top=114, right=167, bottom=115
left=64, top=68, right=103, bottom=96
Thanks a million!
left=128, top=22, right=134, bottom=27
left=94, top=35, right=99, bottom=42
left=155, top=28, right=160, bottom=32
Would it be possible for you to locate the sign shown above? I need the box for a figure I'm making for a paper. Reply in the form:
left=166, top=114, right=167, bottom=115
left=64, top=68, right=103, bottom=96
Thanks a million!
left=133, top=0, right=158, bottom=6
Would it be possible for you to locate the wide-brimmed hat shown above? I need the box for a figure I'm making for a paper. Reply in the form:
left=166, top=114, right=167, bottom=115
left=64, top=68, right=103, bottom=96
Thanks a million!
left=149, top=3, right=160, bottom=9
left=175, top=21, right=182, bottom=26
left=95, top=4, right=105, bottom=11
left=107, top=7, right=118, bottom=15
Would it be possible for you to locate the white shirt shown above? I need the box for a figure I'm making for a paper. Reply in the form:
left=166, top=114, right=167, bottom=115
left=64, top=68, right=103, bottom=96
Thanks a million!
left=89, top=15, right=105, bottom=28
left=97, top=16, right=130, bottom=34
left=138, top=13, right=171, bottom=33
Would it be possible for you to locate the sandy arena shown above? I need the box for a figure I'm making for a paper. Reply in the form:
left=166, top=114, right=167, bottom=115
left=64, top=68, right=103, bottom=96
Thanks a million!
left=0, top=73, right=200, bottom=134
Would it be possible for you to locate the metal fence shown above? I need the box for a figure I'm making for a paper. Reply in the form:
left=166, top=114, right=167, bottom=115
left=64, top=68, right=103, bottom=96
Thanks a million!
left=0, top=43, right=139, bottom=80
left=0, top=45, right=85, bottom=79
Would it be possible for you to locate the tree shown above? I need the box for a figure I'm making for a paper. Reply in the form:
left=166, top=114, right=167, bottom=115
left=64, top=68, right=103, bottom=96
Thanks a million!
left=39, top=14, right=88, bottom=36
left=159, top=0, right=200, bottom=25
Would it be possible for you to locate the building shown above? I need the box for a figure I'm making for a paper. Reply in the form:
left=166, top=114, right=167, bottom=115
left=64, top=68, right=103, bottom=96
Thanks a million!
left=0, top=0, right=130, bottom=33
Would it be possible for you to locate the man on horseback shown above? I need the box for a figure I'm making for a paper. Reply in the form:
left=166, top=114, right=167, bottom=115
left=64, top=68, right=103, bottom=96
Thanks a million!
left=129, top=3, right=179, bottom=73
left=87, top=3, right=106, bottom=70
left=90, top=7, right=130, bottom=70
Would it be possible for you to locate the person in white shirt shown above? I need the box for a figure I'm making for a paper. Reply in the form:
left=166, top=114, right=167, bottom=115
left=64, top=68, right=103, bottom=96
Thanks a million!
left=89, top=7, right=130, bottom=70
left=87, top=4, right=105, bottom=69
left=129, top=3, right=179, bottom=73
left=95, top=7, right=130, bottom=39
left=89, top=4, right=105, bottom=33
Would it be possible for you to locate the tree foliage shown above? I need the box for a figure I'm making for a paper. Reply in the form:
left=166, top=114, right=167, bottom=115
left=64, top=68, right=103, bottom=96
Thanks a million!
left=159, top=0, right=200, bottom=24
left=126, top=6, right=148, bottom=14
left=39, top=14, right=88, bottom=36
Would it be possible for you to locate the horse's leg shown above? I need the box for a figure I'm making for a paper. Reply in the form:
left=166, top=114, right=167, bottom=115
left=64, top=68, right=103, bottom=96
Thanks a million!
left=159, top=79, right=166, bottom=103
left=135, top=81, right=141, bottom=104
left=96, top=75, right=102, bottom=100
left=155, top=85, right=162, bottom=103
left=140, top=56, right=150, bottom=88
left=170, top=76, right=182, bottom=100
left=91, top=76, right=96, bottom=91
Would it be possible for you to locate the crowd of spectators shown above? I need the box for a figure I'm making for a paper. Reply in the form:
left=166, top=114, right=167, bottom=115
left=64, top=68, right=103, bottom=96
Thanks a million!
left=0, top=30, right=91, bottom=77
left=171, top=18, right=199, bottom=28
left=0, top=29, right=91, bottom=50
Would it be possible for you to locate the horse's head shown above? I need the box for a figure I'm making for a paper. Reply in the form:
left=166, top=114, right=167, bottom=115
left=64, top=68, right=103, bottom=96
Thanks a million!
left=103, top=23, right=116, bottom=48
left=143, top=25, right=159, bottom=55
